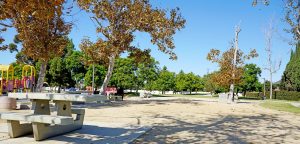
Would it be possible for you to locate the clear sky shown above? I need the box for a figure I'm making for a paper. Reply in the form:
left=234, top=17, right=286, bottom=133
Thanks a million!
left=0, top=0, right=293, bottom=82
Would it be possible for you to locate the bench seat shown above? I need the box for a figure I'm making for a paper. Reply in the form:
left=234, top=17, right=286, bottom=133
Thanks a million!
left=0, top=113, right=74, bottom=125
left=108, top=95, right=123, bottom=100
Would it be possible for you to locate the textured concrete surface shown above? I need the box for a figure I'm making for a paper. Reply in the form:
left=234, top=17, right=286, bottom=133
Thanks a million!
left=0, top=121, right=151, bottom=144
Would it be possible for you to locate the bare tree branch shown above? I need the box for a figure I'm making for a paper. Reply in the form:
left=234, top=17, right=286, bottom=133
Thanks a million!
left=0, top=22, right=13, bottom=28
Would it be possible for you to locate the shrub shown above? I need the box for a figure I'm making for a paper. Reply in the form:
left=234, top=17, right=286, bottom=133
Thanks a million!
left=246, top=91, right=300, bottom=101
left=245, top=92, right=260, bottom=99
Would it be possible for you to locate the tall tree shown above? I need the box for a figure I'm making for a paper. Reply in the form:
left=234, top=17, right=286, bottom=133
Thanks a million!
left=281, top=42, right=300, bottom=91
left=77, top=0, right=185, bottom=94
left=264, top=20, right=281, bottom=99
left=175, top=70, right=187, bottom=93
left=240, top=64, right=262, bottom=96
left=0, top=0, right=71, bottom=91
left=154, top=66, right=175, bottom=94
left=207, top=26, right=258, bottom=102
left=47, top=39, right=76, bottom=92
left=185, top=73, right=204, bottom=94
left=80, top=38, right=108, bottom=91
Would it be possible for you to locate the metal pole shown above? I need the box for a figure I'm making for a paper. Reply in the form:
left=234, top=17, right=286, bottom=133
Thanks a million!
left=92, top=63, right=95, bottom=95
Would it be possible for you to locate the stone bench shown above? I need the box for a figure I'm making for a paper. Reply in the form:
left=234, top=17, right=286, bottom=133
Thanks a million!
left=1, top=93, right=103, bottom=141
left=0, top=113, right=74, bottom=125
left=0, top=108, right=85, bottom=140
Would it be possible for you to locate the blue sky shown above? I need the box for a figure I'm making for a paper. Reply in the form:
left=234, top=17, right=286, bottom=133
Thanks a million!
left=0, top=0, right=293, bottom=82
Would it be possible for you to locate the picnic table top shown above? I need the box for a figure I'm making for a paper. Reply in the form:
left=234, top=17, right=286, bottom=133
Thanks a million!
left=8, top=93, right=106, bottom=102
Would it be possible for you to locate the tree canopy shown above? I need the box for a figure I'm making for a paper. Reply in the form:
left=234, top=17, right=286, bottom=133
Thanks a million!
left=77, top=0, right=186, bottom=93
left=281, top=42, right=300, bottom=91
left=239, top=64, right=262, bottom=95
left=0, top=0, right=72, bottom=91
left=207, top=47, right=258, bottom=89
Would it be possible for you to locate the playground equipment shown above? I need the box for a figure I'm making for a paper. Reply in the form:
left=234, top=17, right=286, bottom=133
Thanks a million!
left=22, top=65, right=36, bottom=92
left=0, top=64, right=17, bottom=110
left=0, top=65, right=14, bottom=94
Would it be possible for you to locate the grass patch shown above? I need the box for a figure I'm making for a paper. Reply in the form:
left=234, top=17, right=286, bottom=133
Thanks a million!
left=152, top=94, right=217, bottom=99
left=260, top=100, right=300, bottom=114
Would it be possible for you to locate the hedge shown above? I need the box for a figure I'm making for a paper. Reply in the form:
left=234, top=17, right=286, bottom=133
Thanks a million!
left=246, top=91, right=300, bottom=101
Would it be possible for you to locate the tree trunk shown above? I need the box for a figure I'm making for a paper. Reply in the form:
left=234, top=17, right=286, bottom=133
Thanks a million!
left=100, top=54, right=116, bottom=95
left=135, top=87, right=138, bottom=94
left=36, top=61, right=47, bottom=92
left=270, top=72, right=273, bottom=99
left=58, top=85, right=61, bottom=93
left=229, top=25, right=241, bottom=103
left=229, top=84, right=235, bottom=102
left=92, top=63, right=95, bottom=93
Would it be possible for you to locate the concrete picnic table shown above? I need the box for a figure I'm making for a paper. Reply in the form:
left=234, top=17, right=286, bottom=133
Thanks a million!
left=0, top=93, right=106, bottom=141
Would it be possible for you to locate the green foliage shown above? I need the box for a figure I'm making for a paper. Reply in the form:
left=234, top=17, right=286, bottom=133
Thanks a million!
left=84, top=64, right=106, bottom=88
left=240, top=64, right=262, bottom=95
left=174, top=70, right=204, bottom=93
left=154, top=67, right=176, bottom=92
left=185, top=72, right=204, bottom=93
left=48, top=57, right=74, bottom=88
left=110, top=58, right=136, bottom=89
left=65, top=50, right=86, bottom=83
left=282, top=42, right=300, bottom=91
left=46, top=39, right=77, bottom=88
left=247, top=91, right=300, bottom=101
left=175, top=70, right=186, bottom=92
left=135, top=58, right=159, bottom=91
left=11, top=62, right=23, bottom=79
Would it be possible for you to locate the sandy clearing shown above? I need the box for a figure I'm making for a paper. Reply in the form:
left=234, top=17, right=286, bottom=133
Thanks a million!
left=82, top=97, right=300, bottom=144
left=1, top=97, right=300, bottom=143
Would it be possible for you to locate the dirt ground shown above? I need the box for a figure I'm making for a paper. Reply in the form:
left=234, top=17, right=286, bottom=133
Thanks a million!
left=82, top=97, right=300, bottom=144
left=2, top=97, right=300, bottom=143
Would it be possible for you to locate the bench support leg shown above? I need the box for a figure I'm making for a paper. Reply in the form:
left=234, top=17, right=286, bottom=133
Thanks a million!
left=7, top=120, right=32, bottom=138
left=32, top=110, right=85, bottom=141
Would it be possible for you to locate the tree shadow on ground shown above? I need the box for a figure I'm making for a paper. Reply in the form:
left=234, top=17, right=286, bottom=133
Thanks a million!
left=133, top=114, right=300, bottom=144
left=0, top=124, right=150, bottom=144
left=71, top=98, right=213, bottom=109
left=72, top=98, right=257, bottom=110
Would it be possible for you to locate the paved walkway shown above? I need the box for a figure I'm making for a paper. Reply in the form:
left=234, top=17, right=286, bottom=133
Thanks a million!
left=0, top=121, right=151, bottom=144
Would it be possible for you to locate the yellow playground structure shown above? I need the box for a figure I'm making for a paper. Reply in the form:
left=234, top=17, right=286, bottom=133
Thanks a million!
left=0, top=64, right=36, bottom=94
left=0, top=65, right=14, bottom=94
left=22, top=65, right=36, bottom=92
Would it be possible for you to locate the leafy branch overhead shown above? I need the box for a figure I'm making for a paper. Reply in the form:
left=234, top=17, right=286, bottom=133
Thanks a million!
left=0, top=0, right=72, bottom=62
left=77, top=0, right=186, bottom=60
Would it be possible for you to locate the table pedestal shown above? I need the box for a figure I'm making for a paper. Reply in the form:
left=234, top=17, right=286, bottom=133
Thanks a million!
left=7, top=120, right=32, bottom=138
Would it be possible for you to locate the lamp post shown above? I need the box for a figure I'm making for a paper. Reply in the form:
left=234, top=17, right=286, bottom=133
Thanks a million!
left=263, top=78, right=266, bottom=100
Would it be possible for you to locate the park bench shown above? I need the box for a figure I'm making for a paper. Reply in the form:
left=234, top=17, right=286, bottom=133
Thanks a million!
left=104, top=87, right=123, bottom=101
left=0, top=93, right=106, bottom=141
